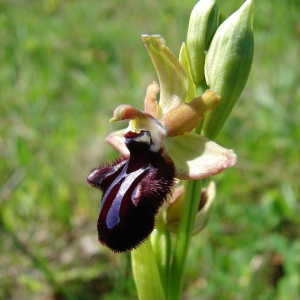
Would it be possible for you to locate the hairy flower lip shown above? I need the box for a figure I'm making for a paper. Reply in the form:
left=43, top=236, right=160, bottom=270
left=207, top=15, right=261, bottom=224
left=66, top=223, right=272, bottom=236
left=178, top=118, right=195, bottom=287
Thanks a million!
left=87, top=129, right=176, bottom=252
left=86, top=158, right=127, bottom=189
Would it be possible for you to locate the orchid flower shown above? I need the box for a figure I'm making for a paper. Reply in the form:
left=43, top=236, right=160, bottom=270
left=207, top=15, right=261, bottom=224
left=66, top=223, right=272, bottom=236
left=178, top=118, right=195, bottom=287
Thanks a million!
left=86, top=35, right=237, bottom=252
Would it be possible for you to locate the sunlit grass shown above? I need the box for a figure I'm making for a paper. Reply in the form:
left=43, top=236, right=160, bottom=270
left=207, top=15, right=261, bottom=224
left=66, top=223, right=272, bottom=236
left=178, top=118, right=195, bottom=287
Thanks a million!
left=1, top=0, right=299, bottom=299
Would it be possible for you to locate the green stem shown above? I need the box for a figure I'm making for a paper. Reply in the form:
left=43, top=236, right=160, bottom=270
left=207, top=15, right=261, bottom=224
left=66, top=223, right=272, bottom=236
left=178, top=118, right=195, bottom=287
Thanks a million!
left=132, top=238, right=166, bottom=300
left=151, top=228, right=171, bottom=296
left=167, top=179, right=202, bottom=300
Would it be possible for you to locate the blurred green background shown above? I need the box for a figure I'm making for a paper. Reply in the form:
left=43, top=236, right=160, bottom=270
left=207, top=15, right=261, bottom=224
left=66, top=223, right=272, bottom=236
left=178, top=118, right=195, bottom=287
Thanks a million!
left=0, top=0, right=299, bottom=299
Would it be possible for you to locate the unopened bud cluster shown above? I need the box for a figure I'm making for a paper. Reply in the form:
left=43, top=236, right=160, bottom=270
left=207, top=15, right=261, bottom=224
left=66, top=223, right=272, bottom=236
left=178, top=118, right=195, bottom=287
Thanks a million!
left=186, top=0, right=254, bottom=139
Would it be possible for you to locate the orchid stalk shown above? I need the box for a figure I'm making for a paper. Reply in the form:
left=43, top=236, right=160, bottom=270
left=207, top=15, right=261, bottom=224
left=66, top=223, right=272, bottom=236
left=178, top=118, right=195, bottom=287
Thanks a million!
left=86, top=0, right=254, bottom=299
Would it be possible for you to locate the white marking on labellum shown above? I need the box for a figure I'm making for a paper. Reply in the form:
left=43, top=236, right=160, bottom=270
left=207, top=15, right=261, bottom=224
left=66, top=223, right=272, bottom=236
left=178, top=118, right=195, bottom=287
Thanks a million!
left=101, top=162, right=150, bottom=229
left=124, top=131, right=151, bottom=145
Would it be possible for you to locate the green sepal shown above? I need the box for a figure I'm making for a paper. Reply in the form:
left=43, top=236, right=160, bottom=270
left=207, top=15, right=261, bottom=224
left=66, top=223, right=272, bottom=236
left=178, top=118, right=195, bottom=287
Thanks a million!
left=142, top=35, right=188, bottom=116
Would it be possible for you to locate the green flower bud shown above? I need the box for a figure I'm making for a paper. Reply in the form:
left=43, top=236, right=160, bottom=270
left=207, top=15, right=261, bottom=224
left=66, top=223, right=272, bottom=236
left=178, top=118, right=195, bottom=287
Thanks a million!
left=186, top=0, right=218, bottom=87
left=192, top=181, right=216, bottom=235
left=201, top=0, right=254, bottom=140
left=204, top=2, right=219, bottom=50
left=166, top=182, right=216, bottom=235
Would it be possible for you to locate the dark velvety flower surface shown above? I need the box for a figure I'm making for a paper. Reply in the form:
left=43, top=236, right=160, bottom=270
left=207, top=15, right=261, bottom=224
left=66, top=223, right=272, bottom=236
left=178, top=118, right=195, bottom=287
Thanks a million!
left=87, top=131, right=176, bottom=252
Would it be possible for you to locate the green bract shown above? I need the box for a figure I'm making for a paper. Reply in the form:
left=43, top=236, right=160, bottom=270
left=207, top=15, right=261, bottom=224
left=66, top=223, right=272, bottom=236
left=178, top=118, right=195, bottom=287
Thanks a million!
left=201, top=0, right=254, bottom=139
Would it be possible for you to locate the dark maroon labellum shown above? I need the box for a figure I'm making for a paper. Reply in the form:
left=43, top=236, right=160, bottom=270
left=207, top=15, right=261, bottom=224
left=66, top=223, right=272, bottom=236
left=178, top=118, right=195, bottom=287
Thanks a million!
left=87, top=130, right=176, bottom=252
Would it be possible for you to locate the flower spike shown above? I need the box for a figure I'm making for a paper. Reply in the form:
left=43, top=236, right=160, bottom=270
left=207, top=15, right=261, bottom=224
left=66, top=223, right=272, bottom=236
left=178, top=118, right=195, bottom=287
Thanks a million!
left=88, top=34, right=238, bottom=253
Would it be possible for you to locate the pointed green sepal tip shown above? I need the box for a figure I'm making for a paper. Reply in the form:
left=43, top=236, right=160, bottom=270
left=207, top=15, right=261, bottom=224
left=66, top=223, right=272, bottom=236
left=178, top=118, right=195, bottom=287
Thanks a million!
left=202, top=0, right=254, bottom=139
left=186, top=0, right=218, bottom=86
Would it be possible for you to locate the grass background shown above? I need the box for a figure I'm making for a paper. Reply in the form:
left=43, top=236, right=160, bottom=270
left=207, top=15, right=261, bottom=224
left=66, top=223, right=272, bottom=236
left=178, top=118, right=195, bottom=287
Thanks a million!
left=0, top=0, right=299, bottom=299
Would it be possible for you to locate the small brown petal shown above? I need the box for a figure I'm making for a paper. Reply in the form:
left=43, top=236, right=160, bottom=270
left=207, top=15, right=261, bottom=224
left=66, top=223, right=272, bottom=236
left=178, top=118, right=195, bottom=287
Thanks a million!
left=110, top=105, right=142, bottom=122
left=144, top=81, right=161, bottom=119
left=162, top=89, right=220, bottom=137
